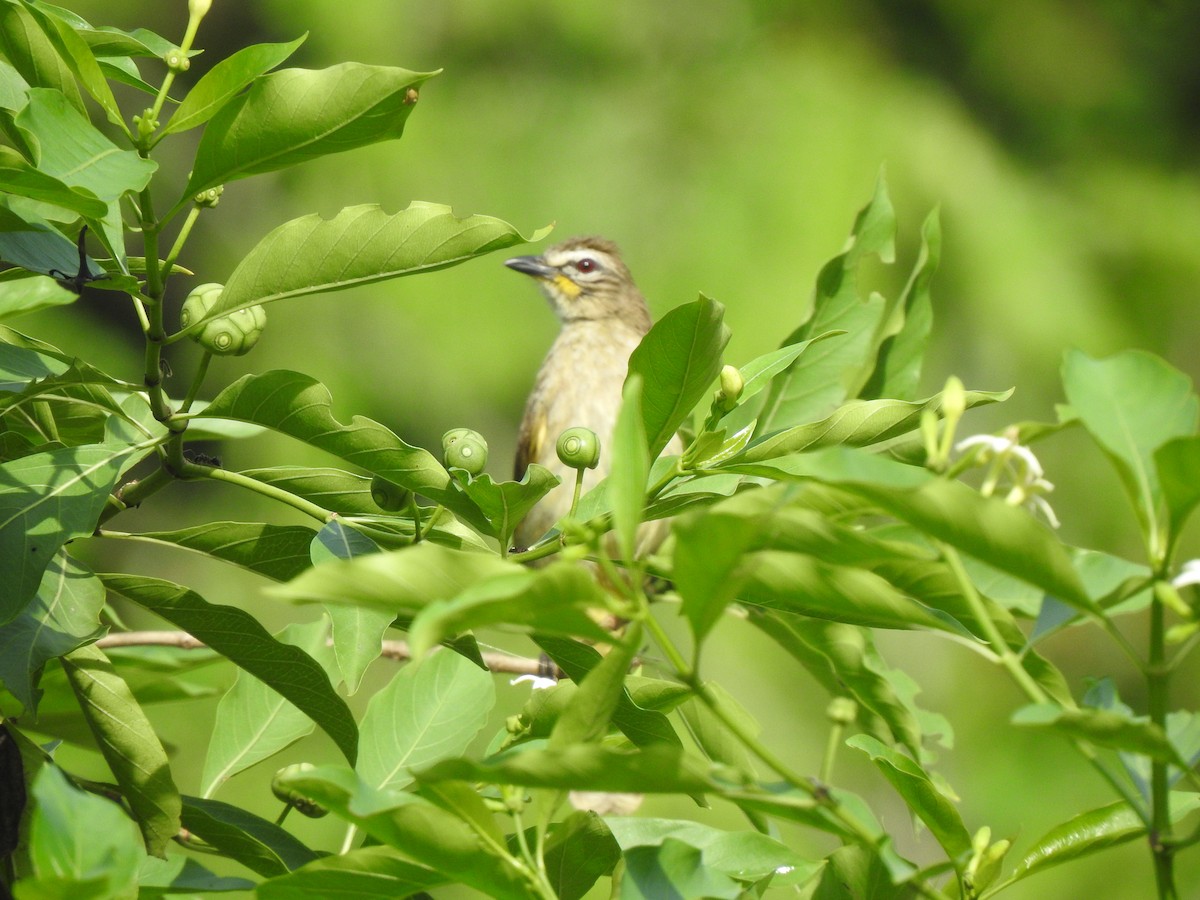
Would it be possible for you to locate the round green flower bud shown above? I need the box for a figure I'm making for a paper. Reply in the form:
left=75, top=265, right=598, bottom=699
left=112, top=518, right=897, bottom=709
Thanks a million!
left=719, top=364, right=744, bottom=404
left=826, top=696, right=857, bottom=726
left=270, top=763, right=328, bottom=818
left=370, top=475, right=412, bottom=512
left=443, top=429, right=487, bottom=475
left=180, top=283, right=267, bottom=356
left=556, top=427, right=600, bottom=470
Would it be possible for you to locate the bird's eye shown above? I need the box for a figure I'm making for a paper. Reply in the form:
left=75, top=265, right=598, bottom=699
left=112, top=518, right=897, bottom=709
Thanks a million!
left=576, top=258, right=596, bottom=273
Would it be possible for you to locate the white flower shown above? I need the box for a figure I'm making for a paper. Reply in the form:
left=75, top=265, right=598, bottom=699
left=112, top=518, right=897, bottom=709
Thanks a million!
left=1173, top=560, right=1200, bottom=589
left=955, top=433, right=1058, bottom=527
left=510, top=673, right=557, bottom=690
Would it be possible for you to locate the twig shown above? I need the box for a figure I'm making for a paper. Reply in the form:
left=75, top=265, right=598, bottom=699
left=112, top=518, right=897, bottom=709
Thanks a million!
left=95, top=630, right=545, bottom=675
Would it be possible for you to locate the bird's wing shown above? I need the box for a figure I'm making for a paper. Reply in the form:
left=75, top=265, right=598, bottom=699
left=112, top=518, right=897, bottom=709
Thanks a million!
left=514, top=398, right=547, bottom=480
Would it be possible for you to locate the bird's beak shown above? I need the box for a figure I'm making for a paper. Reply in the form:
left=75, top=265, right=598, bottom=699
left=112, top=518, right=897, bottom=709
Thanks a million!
left=505, top=255, right=557, bottom=279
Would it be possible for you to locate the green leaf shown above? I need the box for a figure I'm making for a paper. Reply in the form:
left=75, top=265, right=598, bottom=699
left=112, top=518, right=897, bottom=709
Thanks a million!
left=198, top=370, right=485, bottom=528
left=60, top=643, right=182, bottom=857
left=628, top=295, right=730, bottom=458
left=19, top=0, right=122, bottom=129
left=0, top=550, right=104, bottom=713
left=130, top=522, right=316, bottom=582
left=1011, top=704, right=1185, bottom=764
left=847, top=734, right=972, bottom=861
left=750, top=447, right=1096, bottom=614
left=200, top=619, right=338, bottom=799
left=862, top=207, right=941, bottom=400
left=0, top=206, right=94, bottom=278
left=163, top=35, right=307, bottom=135
left=988, top=793, right=1200, bottom=894
left=610, top=375, right=649, bottom=564
left=811, top=843, right=911, bottom=900
left=0, top=271, right=76, bottom=321
left=256, top=846, right=446, bottom=899
left=0, top=441, right=134, bottom=621
left=0, top=146, right=107, bottom=217
left=101, top=573, right=358, bottom=765
left=24, top=764, right=140, bottom=898
left=738, top=388, right=1010, bottom=463
left=1062, top=349, right=1198, bottom=555
left=270, top=541, right=514, bottom=613
left=549, top=623, right=640, bottom=749
left=311, top=518, right=390, bottom=693
left=757, top=176, right=896, bottom=433
left=184, top=63, right=439, bottom=198
left=240, top=466, right=378, bottom=516
left=678, top=683, right=759, bottom=778
left=536, top=636, right=682, bottom=748
left=0, top=3, right=84, bottom=113
left=203, top=202, right=549, bottom=321
left=605, top=817, right=814, bottom=884
left=621, top=838, right=743, bottom=900
left=419, top=744, right=715, bottom=794
left=180, top=795, right=318, bottom=878
left=543, top=812, right=621, bottom=900
left=1156, top=435, right=1200, bottom=555
left=358, top=649, right=494, bottom=792
left=453, top=463, right=560, bottom=547
left=740, top=550, right=968, bottom=634
left=135, top=855, right=255, bottom=896
left=408, top=562, right=610, bottom=660
left=274, top=765, right=533, bottom=899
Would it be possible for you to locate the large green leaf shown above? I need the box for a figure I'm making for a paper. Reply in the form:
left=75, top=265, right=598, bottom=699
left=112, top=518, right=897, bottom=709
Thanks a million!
left=0, top=145, right=107, bottom=217
left=270, top=541, right=514, bottom=613
left=311, top=518, right=390, bottom=694
left=621, top=839, right=743, bottom=900
left=0, top=441, right=134, bottom=621
left=23, top=764, right=141, bottom=899
left=183, top=63, right=439, bottom=198
left=628, top=295, right=730, bottom=458
left=605, top=817, right=815, bottom=886
left=357, top=649, right=494, bottom=792
left=180, top=795, right=318, bottom=878
left=240, top=466, right=378, bottom=516
left=0, top=206, right=93, bottom=279
left=256, top=846, right=446, bottom=899
left=1011, top=703, right=1185, bottom=765
left=862, top=207, right=941, bottom=400
left=197, top=370, right=485, bottom=527
left=101, top=573, right=358, bottom=765
left=200, top=619, right=338, bottom=799
left=0, top=550, right=104, bottom=713
left=19, top=0, right=122, bottom=129
left=60, top=643, right=182, bottom=857
left=756, top=176, right=896, bottom=433
left=847, top=734, right=972, bottom=862
left=536, top=636, right=683, bottom=748
left=201, top=202, right=549, bottom=321
left=1062, top=350, right=1198, bottom=557
left=549, top=623, right=640, bottom=749
left=163, top=36, right=307, bottom=135
left=408, top=562, right=610, bottom=659
left=737, top=388, right=1010, bottom=463
left=985, top=793, right=1200, bottom=896
left=1156, top=435, right=1200, bottom=556
left=543, top=812, right=621, bottom=900
left=419, top=744, right=716, bottom=794
left=127, top=522, right=316, bottom=582
left=452, top=463, right=560, bottom=548
left=274, top=765, right=533, bottom=899
left=0, top=2, right=84, bottom=113
left=0, top=270, right=76, bottom=322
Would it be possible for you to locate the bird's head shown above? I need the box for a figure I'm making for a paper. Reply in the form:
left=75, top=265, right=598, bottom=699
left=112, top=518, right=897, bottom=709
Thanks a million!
left=505, top=236, right=650, bottom=327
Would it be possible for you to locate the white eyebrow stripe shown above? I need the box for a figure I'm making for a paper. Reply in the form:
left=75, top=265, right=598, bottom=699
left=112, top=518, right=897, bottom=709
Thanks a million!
left=548, top=248, right=616, bottom=268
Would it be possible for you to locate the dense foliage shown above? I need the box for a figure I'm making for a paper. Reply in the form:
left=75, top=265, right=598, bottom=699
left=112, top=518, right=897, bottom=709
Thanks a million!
left=2, top=2, right=1200, bottom=898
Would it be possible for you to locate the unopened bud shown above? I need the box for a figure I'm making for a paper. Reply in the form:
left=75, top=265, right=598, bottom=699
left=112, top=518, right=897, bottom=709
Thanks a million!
left=942, top=375, right=966, bottom=422
left=189, top=0, right=212, bottom=18
left=719, top=365, right=744, bottom=404
left=826, top=696, right=856, bottom=725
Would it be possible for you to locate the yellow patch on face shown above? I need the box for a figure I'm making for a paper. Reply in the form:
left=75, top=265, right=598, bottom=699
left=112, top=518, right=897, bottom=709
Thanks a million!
left=552, top=273, right=582, bottom=299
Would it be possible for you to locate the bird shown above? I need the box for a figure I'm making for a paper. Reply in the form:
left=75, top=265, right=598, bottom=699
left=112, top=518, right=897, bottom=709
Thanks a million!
left=506, top=236, right=680, bottom=553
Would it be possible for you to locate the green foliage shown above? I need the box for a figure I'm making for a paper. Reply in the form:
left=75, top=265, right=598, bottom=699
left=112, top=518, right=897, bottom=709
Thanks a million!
left=2, top=4, right=1200, bottom=899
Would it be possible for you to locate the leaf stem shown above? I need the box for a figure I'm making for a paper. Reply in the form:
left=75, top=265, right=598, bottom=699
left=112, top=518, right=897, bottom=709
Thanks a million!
left=161, top=204, right=202, bottom=284
left=1149, top=587, right=1177, bottom=899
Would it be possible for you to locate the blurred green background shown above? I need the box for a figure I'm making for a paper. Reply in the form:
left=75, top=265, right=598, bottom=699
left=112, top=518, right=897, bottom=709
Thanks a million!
left=26, top=0, right=1200, bottom=896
